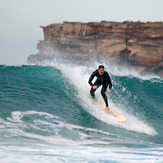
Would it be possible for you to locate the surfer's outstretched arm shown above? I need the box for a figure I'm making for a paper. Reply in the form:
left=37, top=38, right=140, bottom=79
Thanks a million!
left=88, top=70, right=98, bottom=86
left=88, top=74, right=94, bottom=86
left=106, top=72, right=112, bottom=90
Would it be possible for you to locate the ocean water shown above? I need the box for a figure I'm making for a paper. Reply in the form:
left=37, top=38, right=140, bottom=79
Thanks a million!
left=0, top=60, right=163, bottom=162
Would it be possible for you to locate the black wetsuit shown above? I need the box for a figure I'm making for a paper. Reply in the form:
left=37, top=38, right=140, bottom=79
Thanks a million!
left=88, top=69, right=112, bottom=107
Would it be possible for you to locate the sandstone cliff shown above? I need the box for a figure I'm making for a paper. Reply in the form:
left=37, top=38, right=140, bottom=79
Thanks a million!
left=28, top=21, right=163, bottom=76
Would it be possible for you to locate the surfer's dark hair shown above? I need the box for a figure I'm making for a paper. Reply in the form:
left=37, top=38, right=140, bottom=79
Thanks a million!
left=98, top=65, right=104, bottom=69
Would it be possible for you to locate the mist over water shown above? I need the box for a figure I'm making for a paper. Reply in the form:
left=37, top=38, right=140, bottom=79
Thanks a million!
left=0, top=57, right=163, bottom=162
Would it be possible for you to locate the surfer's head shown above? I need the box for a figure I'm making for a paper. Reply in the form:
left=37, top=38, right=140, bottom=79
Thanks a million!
left=98, top=65, right=104, bottom=75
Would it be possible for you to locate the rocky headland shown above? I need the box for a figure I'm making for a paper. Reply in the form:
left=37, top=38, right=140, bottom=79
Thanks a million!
left=28, top=21, right=163, bottom=77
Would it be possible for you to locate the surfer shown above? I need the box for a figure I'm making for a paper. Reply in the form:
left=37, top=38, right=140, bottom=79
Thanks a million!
left=88, top=65, right=112, bottom=112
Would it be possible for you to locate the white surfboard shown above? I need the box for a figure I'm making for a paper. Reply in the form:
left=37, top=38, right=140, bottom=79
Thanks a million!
left=93, top=101, right=127, bottom=122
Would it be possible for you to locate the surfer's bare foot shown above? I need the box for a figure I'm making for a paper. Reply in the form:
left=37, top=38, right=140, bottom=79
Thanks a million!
left=104, top=107, right=110, bottom=112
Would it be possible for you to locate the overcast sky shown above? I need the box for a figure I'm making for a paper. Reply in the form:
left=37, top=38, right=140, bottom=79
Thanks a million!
left=0, top=0, right=163, bottom=64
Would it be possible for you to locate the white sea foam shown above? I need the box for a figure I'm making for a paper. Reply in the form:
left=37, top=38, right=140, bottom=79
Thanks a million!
left=7, top=110, right=59, bottom=123
left=1, top=112, right=162, bottom=162
left=2, top=110, right=112, bottom=147
left=0, top=145, right=162, bottom=163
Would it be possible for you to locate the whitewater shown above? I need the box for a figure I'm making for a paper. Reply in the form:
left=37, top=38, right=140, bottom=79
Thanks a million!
left=0, top=58, right=163, bottom=162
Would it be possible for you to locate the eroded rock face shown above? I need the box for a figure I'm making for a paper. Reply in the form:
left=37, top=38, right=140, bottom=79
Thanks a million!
left=28, top=21, right=163, bottom=76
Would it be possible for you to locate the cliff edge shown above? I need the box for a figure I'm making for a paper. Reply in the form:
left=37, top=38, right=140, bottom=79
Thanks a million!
left=28, top=21, right=163, bottom=77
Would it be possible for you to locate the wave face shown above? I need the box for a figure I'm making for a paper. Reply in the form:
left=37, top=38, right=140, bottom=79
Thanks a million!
left=0, top=63, right=163, bottom=162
